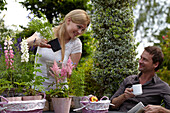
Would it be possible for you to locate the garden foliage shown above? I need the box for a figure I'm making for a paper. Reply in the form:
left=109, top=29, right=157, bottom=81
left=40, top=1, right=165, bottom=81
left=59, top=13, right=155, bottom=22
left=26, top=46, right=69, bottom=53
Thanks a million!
left=0, top=0, right=7, bottom=13
left=0, top=18, right=14, bottom=42
left=134, top=0, right=170, bottom=43
left=20, top=0, right=91, bottom=24
left=91, top=0, right=139, bottom=97
left=27, top=11, right=54, bottom=41
left=155, top=30, right=170, bottom=85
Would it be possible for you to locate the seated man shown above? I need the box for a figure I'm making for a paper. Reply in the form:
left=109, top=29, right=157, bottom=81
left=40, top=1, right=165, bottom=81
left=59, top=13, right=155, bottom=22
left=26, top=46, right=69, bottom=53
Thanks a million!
left=110, top=46, right=170, bottom=112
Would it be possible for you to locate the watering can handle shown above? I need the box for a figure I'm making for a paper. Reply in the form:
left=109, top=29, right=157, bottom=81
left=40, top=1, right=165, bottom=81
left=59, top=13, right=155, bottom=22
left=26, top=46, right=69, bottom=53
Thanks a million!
left=0, top=96, right=8, bottom=104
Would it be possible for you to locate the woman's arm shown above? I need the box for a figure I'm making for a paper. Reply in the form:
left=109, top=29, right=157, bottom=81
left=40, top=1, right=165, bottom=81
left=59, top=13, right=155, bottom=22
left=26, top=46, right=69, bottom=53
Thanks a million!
left=26, top=32, right=51, bottom=48
left=70, top=53, right=82, bottom=67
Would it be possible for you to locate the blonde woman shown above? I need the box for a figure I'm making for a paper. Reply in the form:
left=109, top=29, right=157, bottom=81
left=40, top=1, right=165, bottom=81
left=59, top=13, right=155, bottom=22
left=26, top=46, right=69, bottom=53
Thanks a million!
left=26, top=9, right=90, bottom=90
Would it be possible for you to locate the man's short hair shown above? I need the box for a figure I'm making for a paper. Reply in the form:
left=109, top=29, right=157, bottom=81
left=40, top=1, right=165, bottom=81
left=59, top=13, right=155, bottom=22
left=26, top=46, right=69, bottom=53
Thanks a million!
left=144, top=46, right=164, bottom=71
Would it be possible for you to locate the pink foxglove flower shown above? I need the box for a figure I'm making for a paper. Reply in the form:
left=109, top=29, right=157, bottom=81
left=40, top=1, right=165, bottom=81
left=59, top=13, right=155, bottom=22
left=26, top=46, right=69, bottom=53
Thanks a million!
left=4, top=36, right=14, bottom=69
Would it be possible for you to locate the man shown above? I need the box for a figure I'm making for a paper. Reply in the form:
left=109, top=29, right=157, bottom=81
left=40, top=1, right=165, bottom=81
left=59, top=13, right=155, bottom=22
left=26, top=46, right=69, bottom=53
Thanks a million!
left=110, top=46, right=170, bottom=112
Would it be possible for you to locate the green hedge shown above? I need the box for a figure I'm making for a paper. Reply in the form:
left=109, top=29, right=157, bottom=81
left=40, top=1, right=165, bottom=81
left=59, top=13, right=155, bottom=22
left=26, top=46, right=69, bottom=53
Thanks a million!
left=91, top=0, right=138, bottom=98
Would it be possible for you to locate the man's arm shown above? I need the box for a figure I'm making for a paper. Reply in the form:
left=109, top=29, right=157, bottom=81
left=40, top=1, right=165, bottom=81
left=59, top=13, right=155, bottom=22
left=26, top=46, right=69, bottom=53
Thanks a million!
left=111, top=93, right=126, bottom=109
left=111, top=88, right=135, bottom=109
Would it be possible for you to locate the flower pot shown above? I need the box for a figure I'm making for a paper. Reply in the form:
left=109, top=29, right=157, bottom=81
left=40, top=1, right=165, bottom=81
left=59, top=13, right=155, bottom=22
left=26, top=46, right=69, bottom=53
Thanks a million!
left=71, top=96, right=83, bottom=109
left=22, top=95, right=42, bottom=101
left=43, top=99, right=50, bottom=111
left=1, top=96, right=22, bottom=102
left=52, top=97, right=72, bottom=113
left=50, top=101, right=54, bottom=111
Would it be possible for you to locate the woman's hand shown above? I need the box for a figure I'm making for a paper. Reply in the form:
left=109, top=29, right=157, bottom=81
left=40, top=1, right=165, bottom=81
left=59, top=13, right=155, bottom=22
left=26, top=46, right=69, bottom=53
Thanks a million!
left=34, top=38, right=51, bottom=48
left=26, top=32, right=51, bottom=48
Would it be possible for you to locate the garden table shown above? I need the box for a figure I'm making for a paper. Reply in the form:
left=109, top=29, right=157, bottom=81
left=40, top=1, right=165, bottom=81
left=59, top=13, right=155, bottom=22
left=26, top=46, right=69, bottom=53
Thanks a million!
left=43, top=110, right=126, bottom=113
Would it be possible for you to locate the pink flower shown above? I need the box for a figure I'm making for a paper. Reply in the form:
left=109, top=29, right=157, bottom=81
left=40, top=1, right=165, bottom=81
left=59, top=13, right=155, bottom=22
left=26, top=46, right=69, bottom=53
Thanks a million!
left=9, top=41, right=13, bottom=45
left=50, top=60, right=61, bottom=76
left=10, top=59, right=14, bottom=63
left=49, top=57, right=75, bottom=87
left=5, top=55, right=9, bottom=59
left=4, top=41, right=7, bottom=46
left=66, top=57, right=75, bottom=77
left=10, top=53, right=14, bottom=58
left=4, top=36, right=14, bottom=69
left=49, top=71, right=55, bottom=78
left=5, top=59, right=9, bottom=62
left=162, top=36, right=165, bottom=39
left=9, top=50, right=13, bottom=53
left=61, top=64, right=67, bottom=78
left=4, top=50, right=8, bottom=53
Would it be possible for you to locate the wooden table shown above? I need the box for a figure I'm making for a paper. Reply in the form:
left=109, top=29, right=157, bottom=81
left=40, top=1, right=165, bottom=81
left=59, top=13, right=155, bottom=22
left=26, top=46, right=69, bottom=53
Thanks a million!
left=43, top=110, right=126, bottom=113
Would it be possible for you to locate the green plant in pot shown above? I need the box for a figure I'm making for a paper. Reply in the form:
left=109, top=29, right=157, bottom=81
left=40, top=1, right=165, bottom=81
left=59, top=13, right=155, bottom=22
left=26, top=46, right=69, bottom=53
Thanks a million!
left=68, top=66, right=86, bottom=110
left=46, top=57, right=75, bottom=113
left=0, top=36, right=46, bottom=101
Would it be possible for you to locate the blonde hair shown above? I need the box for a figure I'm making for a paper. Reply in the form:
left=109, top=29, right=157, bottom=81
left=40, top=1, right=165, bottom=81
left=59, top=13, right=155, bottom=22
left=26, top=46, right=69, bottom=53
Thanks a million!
left=54, top=9, right=90, bottom=62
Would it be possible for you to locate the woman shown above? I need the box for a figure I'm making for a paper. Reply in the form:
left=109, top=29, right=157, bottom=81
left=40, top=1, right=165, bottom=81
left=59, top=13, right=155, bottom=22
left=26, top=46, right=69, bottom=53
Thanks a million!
left=26, top=9, right=90, bottom=90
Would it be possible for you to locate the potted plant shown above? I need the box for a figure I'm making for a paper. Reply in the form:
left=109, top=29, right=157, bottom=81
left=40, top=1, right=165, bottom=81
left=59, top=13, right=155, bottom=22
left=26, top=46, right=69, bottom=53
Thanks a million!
left=0, top=36, right=48, bottom=112
left=0, top=36, right=46, bottom=100
left=0, top=36, right=25, bottom=100
left=69, top=67, right=86, bottom=111
left=46, top=57, right=75, bottom=113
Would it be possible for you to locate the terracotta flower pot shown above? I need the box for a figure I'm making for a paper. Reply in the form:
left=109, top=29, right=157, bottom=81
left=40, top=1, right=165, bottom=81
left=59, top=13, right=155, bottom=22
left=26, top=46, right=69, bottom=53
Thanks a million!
left=22, top=95, right=42, bottom=101
left=52, top=97, right=72, bottom=113
left=1, top=96, right=22, bottom=102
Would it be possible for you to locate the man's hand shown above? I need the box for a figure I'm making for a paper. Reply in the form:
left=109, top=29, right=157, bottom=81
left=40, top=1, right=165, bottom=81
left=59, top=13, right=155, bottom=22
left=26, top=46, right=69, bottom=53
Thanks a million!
left=144, top=105, right=170, bottom=113
left=111, top=88, right=135, bottom=109
left=124, top=88, right=135, bottom=99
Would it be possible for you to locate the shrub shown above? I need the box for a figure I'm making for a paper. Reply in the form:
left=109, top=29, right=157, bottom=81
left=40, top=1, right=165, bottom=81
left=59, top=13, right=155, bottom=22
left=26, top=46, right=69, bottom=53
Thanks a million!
left=156, top=30, right=170, bottom=85
left=91, top=0, right=138, bottom=97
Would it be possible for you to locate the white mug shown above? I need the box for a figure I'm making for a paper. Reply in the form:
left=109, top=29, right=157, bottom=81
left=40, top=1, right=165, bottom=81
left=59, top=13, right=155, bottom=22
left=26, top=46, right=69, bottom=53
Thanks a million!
left=132, top=84, right=143, bottom=95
